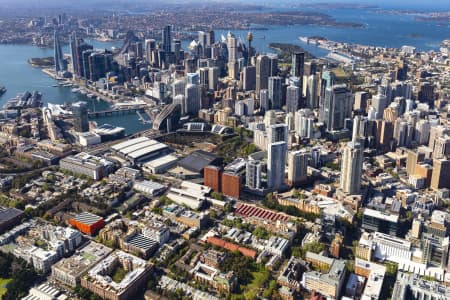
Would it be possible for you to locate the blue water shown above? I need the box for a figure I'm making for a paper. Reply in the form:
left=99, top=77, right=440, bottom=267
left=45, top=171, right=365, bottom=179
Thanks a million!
left=0, top=7, right=448, bottom=134
left=0, top=40, right=151, bottom=134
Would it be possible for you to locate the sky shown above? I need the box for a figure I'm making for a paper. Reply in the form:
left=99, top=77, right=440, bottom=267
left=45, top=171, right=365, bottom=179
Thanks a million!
left=0, top=0, right=448, bottom=11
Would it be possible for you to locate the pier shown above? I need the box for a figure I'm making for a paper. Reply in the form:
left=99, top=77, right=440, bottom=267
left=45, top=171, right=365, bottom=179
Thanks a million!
left=88, top=107, right=146, bottom=118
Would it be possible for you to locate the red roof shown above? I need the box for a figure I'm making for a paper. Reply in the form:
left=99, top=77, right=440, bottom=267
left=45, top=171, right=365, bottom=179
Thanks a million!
left=207, top=236, right=257, bottom=259
left=235, top=203, right=290, bottom=222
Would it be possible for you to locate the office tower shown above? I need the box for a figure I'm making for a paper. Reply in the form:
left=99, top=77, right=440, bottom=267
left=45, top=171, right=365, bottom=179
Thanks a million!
left=54, top=30, right=65, bottom=73
left=383, top=105, right=399, bottom=123
left=418, top=82, right=435, bottom=108
left=246, top=160, right=262, bottom=190
left=268, top=76, right=283, bottom=109
left=320, top=85, right=353, bottom=132
left=256, top=55, right=270, bottom=95
left=287, top=150, right=309, bottom=186
left=378, top=81, right=392, bottom=102
left=377, top=120, right=394, bottom=152
left=145, top=39, right=156, bottom=63
left=264, top=110, right=277, bottom=129
left=72, top=102, right=89, bottom=132
left=395, top=60, right=408, bottom=81
left=235, top=101, right=245, bottom=116
left=206, top=30, right=215, bottom=46
left=340, top=141, right=363, bottom=194
left=406, top=149, right=425, bottom=176
left=69, top=32, right=79, bottom=75
left=199, top=68, right=209, bottom=87
left=228, top=61, right=239, bottom=80
left=269, top=56, right=278, bottom=77
left=291, top=52, right=304, bottom=77
left=185, top=84, right=201, bottom=115
left=242, top=66, right=256, bottom=91
left=286, top=85, right=301, bottom=113
left=172, top=39, right=182, bottom=62
left=295, top=109, right=314, bottom=139
left=393, top=119, right=409, bottom=147
left=88, top=51, right=113, bottom=82
left=432, top=136, right=450, bottom=159
left=172, top=79, right=186, bottom=97
left=304, top=60, right=317, bottom=76
left=268, top=141, right=287, bottom=190
left=305, top=75, right=318, bottom=109
left=173, top=95, right=187, bottom=115
left=208, top=67, right=219, bottom=91
left=198, top=31, right=207, bottom=47
left=429, top=125, right=448, bottom=150
left=371, top=94, right=388, bottom=119
left=268, top=124, right=288, bottom=144
left=354, top=91, right=369, bottom=112
left=186, top=73, right=199, bottom=85
left=431, top=159, right=450, bottom=190
left=162, top=25, right=172, bottom=53
left=260, top=89, right=269, bottom=112
left=285, top=112, right=295, bottom=131
left=414, top=119, right=431, bottom=145
left=352, top=115, right=362, bottom=143
left=227, top=31, right=238, bottom=63
left=320, top=70, right=336, bottom=99
left=291, top=52, right=304, bottom=92
left=134, top=41, right=143, bottom=59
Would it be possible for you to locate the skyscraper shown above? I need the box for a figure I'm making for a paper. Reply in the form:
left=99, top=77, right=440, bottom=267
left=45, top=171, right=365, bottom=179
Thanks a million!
left=242, top=66, right=256, bottom=91
left=340, top=141, right=363, bottom=194
left=54, top=30, right=65, bottom=73
left=185, top=84, right=201, bottom=115
left=286, top=85, right=301, bottom=113
left=227, top=31, right=238, bottom=63
left=256, top=55, right=270, bottom=96
left=162, top=25, right=172, bottom=53
left=291, top=52, right=305, bottom=78
left=371, top=94, right=388, bottom=119
left=69, top=32, right=79, bottom=75
left=320, top=85, right=353, bottom=132
left=287, top=150, right=309, bottom=186
left=268, top=124, right=288, bottom=145
left=268, top=76, right=283, bottom=110
left=305, top=75, right=318, bottom=109
left=260, top=89, right=269, bottom=112
left=268, top=141, right=287, bottom=190
left=72, top=102, right=89, bottom=132
left=291, top=52, right=304, bottom=93
left=246, top=160, right=262, bottom=190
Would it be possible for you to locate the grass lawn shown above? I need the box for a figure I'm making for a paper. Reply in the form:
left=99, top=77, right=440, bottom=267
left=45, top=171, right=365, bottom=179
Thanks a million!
left=0, top=278, right=12, bottom=298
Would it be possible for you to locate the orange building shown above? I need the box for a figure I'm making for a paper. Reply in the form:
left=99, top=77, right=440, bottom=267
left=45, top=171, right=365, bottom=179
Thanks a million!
left=70, top=212, right=105, bottom=235
left=221, top=172, right=241, bottom=199
left=203, top=165, right=222, bottom=192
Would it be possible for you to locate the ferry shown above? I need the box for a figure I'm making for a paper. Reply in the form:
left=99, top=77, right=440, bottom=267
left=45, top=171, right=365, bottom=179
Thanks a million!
left=0, top=86, right=6, bottom=97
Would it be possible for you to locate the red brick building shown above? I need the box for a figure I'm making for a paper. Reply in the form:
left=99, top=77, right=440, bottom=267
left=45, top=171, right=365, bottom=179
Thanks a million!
left=203, top=165, right=222, bottom=192
left=221, top=172, right=241, bottom=199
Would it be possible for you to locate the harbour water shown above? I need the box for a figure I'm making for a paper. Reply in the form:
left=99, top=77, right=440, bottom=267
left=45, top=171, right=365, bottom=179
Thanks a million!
left=0, top=7, right=448, bottom=134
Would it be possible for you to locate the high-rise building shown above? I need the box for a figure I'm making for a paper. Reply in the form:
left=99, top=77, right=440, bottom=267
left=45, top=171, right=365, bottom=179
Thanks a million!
left=162, top=25, right=172, bottom=53
left=305, top=75, right=318, bottom=109
left=340, top=141, right=363, bottom=194
left=320, top=70, right=336, bottom=101
left=291, top=52, right=304, bottom=93
left=145, top=39, right=156, bottom=63
left=204, top=165, right=222, bottom=192
left=295, top=109, right=314, bottom=139
left=267, top=141, right=287, bottom=190
left=320, top=85, right=353, bottom=132
left=418, top=82, right=435, bottom=108
left=187, top=73, right=199, bottom=85
left=431, top=159, right=450, bottom=190
left=433, top=136, right=450, bottom=159
left=54, top=30, right=66, bottom=73
left=242, top=66, right=256, bottom=91
left=246, top=160, right=262, bottom=190
left=267, top=124, right=288, bottom=145
left=286, top=85, right=301, bottom=113
left=208, top=67, right=219, bottom=91
left=227, top=32, right=238, bottom=64
left=72, top=102, right=89, bottom=132
left=287, top=150, right=309, bottom=186
left=260, top=89, right=269, bottom=112
left=371, top=94, right=388, bottom=119
left=206, top=30, right=215, bottom=46
left=268, top=76, right=283, bottom=110
left=172, top=79, right=186, bottom=97
left=354, top=91, right=369, bottom=112
left=406, top=149, right=425, bottom=176
left=185, top=84, right=201, bottom=115
left=291, top=52, right=305, bottom=78
left=256, top=55, right=270, bottom=95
